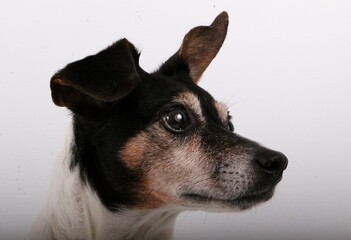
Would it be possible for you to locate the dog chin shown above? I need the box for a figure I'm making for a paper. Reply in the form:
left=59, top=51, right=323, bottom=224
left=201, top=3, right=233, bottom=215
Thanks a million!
left=181, top=188, right=275, bottom=211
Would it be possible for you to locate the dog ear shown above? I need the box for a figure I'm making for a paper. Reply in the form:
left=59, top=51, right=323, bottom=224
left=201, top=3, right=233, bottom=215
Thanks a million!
left=158, top=11, right=228, bottom=83
left=51, top=38, right=140, bottom=116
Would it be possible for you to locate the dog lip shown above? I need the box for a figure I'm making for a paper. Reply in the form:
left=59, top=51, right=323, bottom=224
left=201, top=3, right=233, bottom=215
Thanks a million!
left=182, top=189, right=274, bottom=206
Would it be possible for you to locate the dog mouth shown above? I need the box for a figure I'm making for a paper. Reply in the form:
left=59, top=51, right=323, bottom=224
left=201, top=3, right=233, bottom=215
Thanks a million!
left=182, top=188, right=275, bottom=209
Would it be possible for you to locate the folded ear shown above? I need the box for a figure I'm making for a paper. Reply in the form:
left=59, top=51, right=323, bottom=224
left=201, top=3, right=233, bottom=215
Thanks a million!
left=158, top=11, right=228, bottom=83
left=51, top=38, right=140, bottom=116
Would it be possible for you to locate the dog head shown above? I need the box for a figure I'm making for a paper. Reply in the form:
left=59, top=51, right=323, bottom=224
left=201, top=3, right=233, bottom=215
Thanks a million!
left=51, top=12, right=287, bottom=212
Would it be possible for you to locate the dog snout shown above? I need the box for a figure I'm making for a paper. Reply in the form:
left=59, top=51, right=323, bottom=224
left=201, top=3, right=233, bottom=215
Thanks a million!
left=254, top=148, right=288, bottom=175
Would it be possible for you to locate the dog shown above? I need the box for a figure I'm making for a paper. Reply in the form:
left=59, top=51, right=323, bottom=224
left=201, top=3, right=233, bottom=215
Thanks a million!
left=28, top=11, right=288, bottom=240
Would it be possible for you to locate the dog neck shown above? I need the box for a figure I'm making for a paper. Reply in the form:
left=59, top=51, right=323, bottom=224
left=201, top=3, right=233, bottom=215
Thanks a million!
left=29, top=126, right=180, bottom=240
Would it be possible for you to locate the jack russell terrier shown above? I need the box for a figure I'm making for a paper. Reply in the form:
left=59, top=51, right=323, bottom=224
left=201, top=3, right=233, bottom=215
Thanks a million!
left=29, top=11, right=288, bottom=240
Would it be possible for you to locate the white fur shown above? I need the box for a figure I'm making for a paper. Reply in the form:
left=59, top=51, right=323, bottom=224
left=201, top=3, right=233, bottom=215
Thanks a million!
left=28, top=125, right=180, bottom=240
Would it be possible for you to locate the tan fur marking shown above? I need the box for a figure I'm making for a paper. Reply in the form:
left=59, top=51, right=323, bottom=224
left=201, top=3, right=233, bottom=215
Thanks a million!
left=119, top=131, right=150, bottom=169
left=52, top=78, right=68, bottom=86
left=215, top=101, right=229, bottom=123
left=133, top=177, right=177, bottom=209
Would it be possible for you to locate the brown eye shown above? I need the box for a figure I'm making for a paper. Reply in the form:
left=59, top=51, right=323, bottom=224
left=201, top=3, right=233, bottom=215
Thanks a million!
left=228, top=120, right=234, bottom=132
left=163, top=107, right=189, bottom=132
left=227, top=114, right=234, bottom=132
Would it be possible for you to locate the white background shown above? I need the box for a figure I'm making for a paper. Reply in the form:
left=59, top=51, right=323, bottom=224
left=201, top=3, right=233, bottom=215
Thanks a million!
left=1, top=0, right=350, bottom=239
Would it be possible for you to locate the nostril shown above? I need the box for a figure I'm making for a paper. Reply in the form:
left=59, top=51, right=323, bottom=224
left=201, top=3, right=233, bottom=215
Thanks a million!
left=254, top=149, right=288, bottom=174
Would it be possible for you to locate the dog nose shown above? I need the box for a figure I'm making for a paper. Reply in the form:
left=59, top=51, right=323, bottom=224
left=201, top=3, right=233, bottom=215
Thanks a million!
left=254, top=148, right=288, bottom=174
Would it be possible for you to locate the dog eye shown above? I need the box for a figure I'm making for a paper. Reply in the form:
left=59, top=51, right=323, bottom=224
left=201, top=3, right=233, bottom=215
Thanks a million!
left=227, top=114, right=234, bottom=132
left=163, top=107, right=189, bottom=133
left=228, top=120, right=234, bottom=132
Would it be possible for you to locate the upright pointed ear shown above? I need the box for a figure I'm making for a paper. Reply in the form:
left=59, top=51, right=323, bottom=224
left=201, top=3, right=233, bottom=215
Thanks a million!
left=158, top=11, right=228, bottom=83
left=51, top=38, right=140, bottom=116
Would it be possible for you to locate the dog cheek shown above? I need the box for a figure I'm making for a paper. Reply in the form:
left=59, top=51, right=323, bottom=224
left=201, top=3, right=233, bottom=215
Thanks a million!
left=133, top=146, right=204, bottom=208
left=118, top=128, right=182, bottom=207
left=119, top=131, right=152, bottom=170
left=137, top=157, right=182, bottom=204
left=119, top=127, right=216, bottom=207
left=152, top=137, right=215, bottom=194
left=132, top=176, right=178, bottom=209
